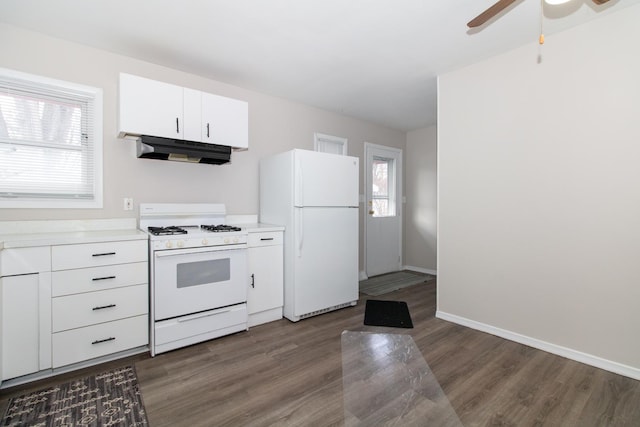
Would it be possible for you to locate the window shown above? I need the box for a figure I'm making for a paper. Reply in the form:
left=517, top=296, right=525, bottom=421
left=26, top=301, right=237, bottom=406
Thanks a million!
left=371, top=156, right=396, bottom=217
left=0, top=68, right=102, bottom=208
left=314, top=132, right=348, bottom=156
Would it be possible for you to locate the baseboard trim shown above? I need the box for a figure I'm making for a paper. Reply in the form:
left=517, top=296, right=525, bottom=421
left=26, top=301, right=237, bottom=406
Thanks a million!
left=403, top=265, right=437, bottom=276
left=359, top=266, right=437, bottom=281
left=436, top=310, right=640, bottom=381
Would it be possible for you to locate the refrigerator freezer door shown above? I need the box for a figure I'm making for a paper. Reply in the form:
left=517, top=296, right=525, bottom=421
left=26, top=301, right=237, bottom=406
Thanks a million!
left=292, top=207, right=358, bottom=318
left=294, top=150, right=359, bottom=208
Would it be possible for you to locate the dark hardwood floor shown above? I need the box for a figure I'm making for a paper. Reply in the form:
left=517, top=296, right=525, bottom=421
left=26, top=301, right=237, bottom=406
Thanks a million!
left=2, top=280, right=639, bottom=426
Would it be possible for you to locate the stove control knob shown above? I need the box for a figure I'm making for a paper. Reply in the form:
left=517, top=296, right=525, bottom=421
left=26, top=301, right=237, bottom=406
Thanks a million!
left=233, top=237, right=239, bottom=243
left=202, top=239, right=208, bottom=246
left=165, top=241, right=173, bottom=249
left=177, top=240, right=184, bottom=248
left=224, top=238, right=230, bottom=244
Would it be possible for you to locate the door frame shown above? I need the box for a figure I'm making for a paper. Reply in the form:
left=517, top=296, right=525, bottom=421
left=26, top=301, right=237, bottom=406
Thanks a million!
left=363, top=142, right=403, bottom=279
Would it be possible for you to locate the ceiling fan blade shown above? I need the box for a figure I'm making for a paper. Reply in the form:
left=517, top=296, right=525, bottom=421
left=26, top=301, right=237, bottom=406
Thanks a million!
left=467, top=0, right=518, bottom=28
left=592, top=0, right=611, bottom=4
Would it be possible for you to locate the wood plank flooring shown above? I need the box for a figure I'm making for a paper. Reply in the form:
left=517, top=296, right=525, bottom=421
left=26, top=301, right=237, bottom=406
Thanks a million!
left=2, top=280, right=639, bottom=426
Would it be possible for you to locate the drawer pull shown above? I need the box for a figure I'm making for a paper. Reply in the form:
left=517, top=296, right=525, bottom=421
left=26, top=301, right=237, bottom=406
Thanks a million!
left=92, top=276, right=116, bottom=281
left=92, top=337, right=116, bottom=345
left=92, top=252, right=116, bottom=257
left=92, top=304, right=116, bottom=311
left=260, top=238, right=274, bottom=241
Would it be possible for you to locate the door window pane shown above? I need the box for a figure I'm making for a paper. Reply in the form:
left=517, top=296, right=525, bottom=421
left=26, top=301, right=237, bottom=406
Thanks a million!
left=371, top=157, right=395, bottom=217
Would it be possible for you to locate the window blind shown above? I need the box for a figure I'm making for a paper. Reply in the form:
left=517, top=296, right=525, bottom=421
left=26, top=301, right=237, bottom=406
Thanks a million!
left=0, top=69, right=102, bottom=207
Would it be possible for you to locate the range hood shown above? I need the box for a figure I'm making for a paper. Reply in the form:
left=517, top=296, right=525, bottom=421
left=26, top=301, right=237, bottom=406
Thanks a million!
left=136, top=135, right=231, bottom=165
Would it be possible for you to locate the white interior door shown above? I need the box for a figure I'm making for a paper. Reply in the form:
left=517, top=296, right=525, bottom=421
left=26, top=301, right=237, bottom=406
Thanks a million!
left=365, top=143, right=402, bottom=278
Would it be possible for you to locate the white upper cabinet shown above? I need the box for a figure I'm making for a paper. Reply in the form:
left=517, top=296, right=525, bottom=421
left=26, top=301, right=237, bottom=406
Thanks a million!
left=119, top=73, right=184, bottom=140
left=183, top=88, right=202, bottom=142
left=201, top=92, right=248, bottom=148
left=118, top=73, right=249, bottom=149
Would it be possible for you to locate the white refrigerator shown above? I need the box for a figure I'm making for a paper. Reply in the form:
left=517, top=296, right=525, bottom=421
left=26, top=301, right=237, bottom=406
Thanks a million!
left=260, top=149, right=359, bottom=322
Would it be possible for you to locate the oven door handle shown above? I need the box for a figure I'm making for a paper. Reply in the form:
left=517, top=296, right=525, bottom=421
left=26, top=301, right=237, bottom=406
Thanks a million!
left=155, top=245, right=247, bottom=258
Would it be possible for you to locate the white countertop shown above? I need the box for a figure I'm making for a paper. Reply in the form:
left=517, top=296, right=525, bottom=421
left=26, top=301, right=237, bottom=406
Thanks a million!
left=0, top=218, right=147, bottom=250
left=0, top=228, right=148, bottom=250
left=225, top=215, right=284, bottom=233
left=242, top=223, right=285, bottom=233
left=0, top=215, right=284, bottom=250
left=0, top=218, right=283, bottom=250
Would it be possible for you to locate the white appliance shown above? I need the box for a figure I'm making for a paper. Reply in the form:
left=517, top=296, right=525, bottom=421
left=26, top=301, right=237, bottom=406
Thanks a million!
left=139, top=203, right=249, bottom=356
left=260, top=149, right=359, bottom=321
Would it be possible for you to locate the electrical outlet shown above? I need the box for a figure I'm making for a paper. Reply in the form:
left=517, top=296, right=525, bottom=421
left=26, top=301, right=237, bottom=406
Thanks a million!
left=123, top=197, right=133, bottom=211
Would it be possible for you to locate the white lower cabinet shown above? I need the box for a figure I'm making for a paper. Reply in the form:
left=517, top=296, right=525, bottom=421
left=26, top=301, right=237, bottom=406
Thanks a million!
left=52, top=315, right=148, bottom=368
left=0, top=236, right=148, bottom=385
left=0, top=247, right=52, bottom=383
left=247, top=231, right=284, bottom=327
left=50, top=240, right=149, bottom=369
left=1, top=274, right=41, bottom=380
left=52, top=284, right=148, bottom=333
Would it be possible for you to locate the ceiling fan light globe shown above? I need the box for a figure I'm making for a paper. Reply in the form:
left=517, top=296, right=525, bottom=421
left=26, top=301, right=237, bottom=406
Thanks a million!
left=545, top=0, right=572, bottom=5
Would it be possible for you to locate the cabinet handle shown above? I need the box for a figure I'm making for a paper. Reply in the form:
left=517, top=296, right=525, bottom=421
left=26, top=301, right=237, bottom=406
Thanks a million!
left=92, top=337, right=116, bottom=345
left=92, top=304, right=116, bottom=311
left=260, top=238, right=274, bottom=241
left=92, top=252, right=116, bottom=257
left=251, top=273, right=255, bottom=288
left=176, top=117, right=180, bottom=133
left=92, top=276, right=116, bottom=281
left=207, top=122, right=210, bottom=138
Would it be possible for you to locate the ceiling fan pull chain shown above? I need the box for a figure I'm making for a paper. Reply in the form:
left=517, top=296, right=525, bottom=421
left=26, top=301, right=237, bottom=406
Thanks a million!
left=539, top=0, right=545, bottom=44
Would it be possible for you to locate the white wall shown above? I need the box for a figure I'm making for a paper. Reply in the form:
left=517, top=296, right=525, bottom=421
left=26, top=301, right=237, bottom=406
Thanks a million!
left=437, top=5, right=640, bottom=378
left=404, top=125, right=437, bottom=273
left=0, top=23, right=406, bottom=272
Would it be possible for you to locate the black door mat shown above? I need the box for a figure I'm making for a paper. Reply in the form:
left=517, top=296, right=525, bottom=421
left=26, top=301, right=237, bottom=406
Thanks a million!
left=364, top=299, right=414, bottom=328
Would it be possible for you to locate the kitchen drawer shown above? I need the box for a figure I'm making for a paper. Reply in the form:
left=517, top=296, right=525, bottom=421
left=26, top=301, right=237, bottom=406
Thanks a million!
left=52, top=240, right=148, bottom=270
left=52, top=284, right=148, bottom=332
left=52, top=262, right=148, bottom=297
left=52, top=315, right=148, bottom=368
left=155, top=304, right=247, bottom=346
left=248, top=232, right=283, bottom=247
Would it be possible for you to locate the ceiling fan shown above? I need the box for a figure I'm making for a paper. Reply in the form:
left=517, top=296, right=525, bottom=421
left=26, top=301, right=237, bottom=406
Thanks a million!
left=467, top=0, right=611, bottom=28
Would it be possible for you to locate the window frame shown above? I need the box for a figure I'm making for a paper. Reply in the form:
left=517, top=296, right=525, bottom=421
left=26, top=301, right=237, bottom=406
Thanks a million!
left=314, top=132, right=348, bottom=156
left=0, top=67, right=103, bottom=209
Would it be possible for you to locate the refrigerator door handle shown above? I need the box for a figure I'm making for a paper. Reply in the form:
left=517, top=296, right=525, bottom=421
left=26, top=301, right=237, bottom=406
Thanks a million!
left=296, top=209, right=304, bottom=257
left=295, top=156, right=303, bottom=207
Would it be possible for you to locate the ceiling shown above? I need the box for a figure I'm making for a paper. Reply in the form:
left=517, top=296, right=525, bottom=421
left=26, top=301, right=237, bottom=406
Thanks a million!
left=1, top=0, right=638, bottom=132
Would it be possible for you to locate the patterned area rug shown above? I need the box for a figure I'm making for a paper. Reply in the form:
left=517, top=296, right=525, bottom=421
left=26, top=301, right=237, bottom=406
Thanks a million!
left=1, top=365, right=148, bottom=427
left=359, top=270, right=435, bottom=296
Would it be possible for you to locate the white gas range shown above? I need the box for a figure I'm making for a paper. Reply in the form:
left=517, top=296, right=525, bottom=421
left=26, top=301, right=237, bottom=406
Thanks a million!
left=139, top=203, right=249, bottom=356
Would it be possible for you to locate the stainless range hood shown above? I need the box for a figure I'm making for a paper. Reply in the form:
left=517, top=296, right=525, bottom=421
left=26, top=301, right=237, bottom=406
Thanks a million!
left=136, top=135, right=231, bottom=164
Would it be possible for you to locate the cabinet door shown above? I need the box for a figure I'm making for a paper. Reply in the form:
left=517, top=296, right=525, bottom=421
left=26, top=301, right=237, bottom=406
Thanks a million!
left=183, top=88, right=202, bottom=142
left=119, top=73, right=184, bottom=139
left=201, top=92, right=248, bottom=148
left=247, top=245, right=283, bottom=316
left=1, top=275, right=39, bottom=380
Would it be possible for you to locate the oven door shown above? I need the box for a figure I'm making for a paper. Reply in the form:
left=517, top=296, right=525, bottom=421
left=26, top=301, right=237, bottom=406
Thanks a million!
left=153, top=246, right=247, bottom=321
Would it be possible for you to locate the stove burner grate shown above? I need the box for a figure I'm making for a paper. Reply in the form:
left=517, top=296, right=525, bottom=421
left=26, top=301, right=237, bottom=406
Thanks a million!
left=148, top=226, right=188, bottom=236
left=201, top=224, right=242, bottom=233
